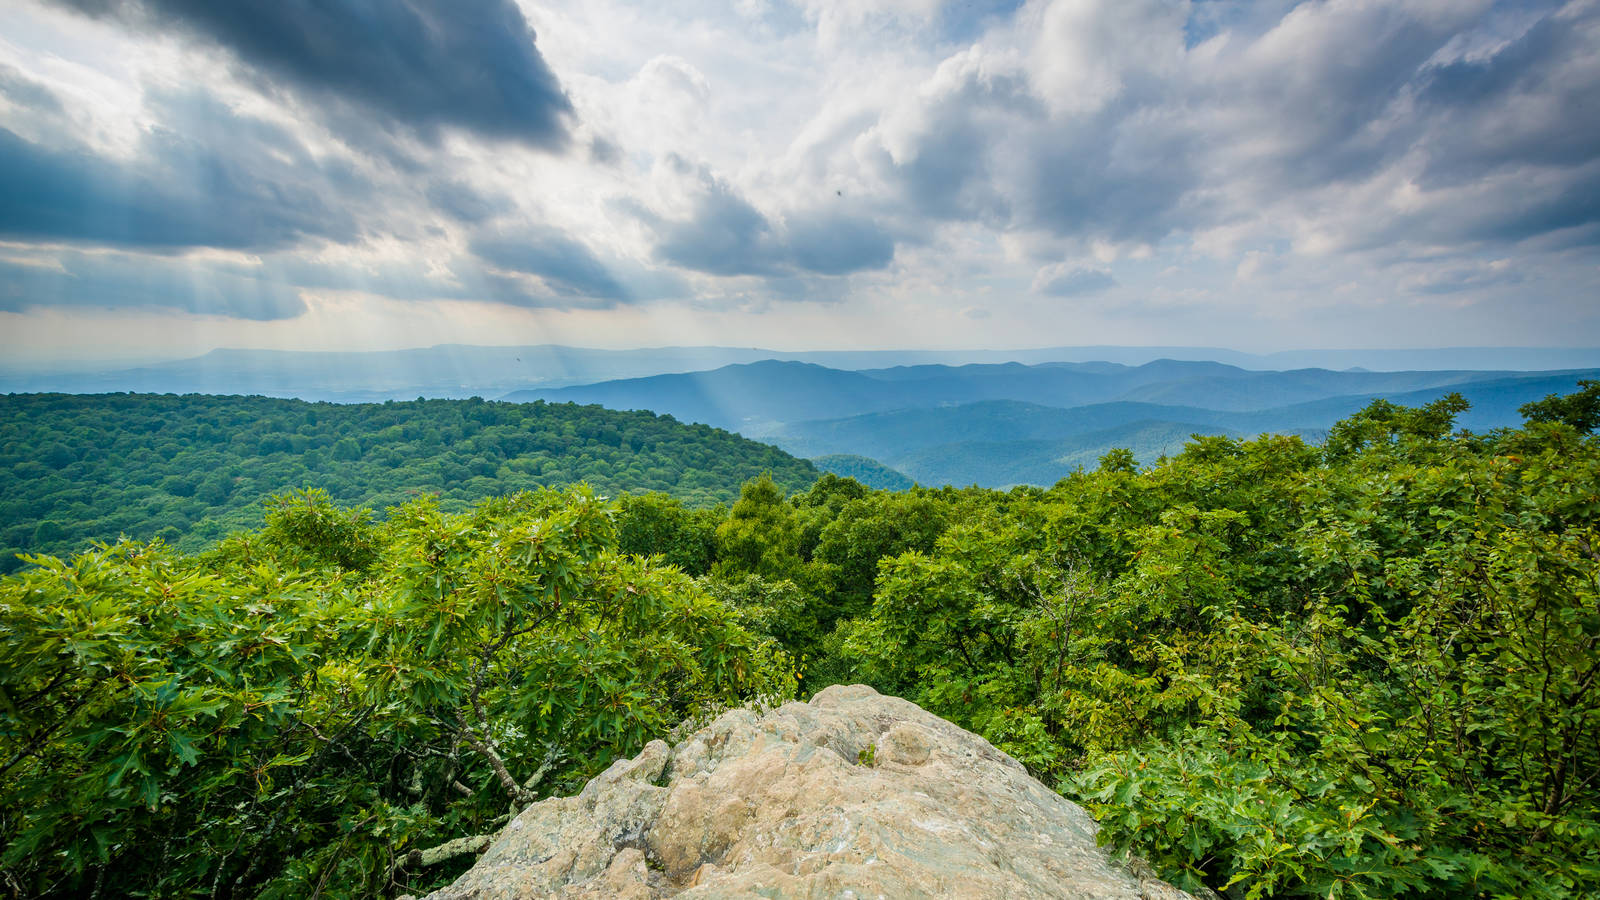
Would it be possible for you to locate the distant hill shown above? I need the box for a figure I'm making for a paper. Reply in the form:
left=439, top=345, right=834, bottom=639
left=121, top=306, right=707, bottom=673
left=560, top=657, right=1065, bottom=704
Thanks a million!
left=505, top=361, right=909, bottom=432
left=508, top=359, right=1584, bottom=429
left=533, top=364, right=1596, bottom=488
left=887, top=420, right=1238, bottom=488
left=0, top=393, right=818, bottom=573
left=749, top=399, right=1236, bottom=460
left=810, top=455, right=915, bottom=491
left=762, top=371, right=1599, bottom=464
left=11, top=344, right=1595, bottom=400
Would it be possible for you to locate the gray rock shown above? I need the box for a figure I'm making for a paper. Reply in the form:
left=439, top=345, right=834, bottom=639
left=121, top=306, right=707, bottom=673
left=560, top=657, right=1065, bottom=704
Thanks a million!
left=424, top=684, right=1200, bottom=899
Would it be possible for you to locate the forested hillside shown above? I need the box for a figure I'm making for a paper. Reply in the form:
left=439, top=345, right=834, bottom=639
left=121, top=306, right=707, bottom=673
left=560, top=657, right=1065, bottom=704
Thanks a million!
left=0, top=393, right=817, bottom=573
left=3, top=385, right=1598, bottom=898
left=509, top=360, right=1600, bottom=486
left=809, top=454, right=915, bottom=490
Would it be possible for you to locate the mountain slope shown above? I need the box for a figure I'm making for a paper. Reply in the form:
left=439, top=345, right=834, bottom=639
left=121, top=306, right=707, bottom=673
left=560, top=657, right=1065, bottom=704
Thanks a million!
left=749, top=399, right=1240, bottom=459
left=810, top=455, right=916, bottom=491
left=0, top=393, right=818, bottom=573
left=888, top=420, right=1239, bottom=487
left=507, top=359, right=1578, bottom=433
left=752, top=371, right=1600, bottom=486
left=504, top=361, right=921, bottom=431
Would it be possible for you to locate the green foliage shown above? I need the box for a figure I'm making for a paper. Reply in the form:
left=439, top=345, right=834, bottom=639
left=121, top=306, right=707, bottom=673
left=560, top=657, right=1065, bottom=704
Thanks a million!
left=613, top=492, right=720, bottom=576
left=0, top=489, right=792, bottom=898
left=8, top=386, right=1600, bottom=899
left=1520, top=378, right=1600, bottom=433
left=254, top=488, right=381, bottom=572
left=811, top=490, right=951, bottom=622
left=714, top=474, right=804, bottom=582
left=830, top=395, right=1600, bottom=898
left=0, top=393, right=818, bottom=573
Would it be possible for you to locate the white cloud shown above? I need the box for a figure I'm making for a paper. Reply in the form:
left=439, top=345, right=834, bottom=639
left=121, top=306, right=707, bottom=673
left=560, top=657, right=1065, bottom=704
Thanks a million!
left=0, top=0, right=1595, bottom=359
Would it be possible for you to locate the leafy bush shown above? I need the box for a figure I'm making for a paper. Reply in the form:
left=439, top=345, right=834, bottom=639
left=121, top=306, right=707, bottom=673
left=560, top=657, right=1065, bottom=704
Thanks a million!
left=0, top=488, right=792, bottom=898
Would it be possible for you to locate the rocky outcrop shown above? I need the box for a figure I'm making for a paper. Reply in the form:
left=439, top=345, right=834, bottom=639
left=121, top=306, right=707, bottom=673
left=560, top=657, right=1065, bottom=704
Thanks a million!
left=423, top=684, right=1198, bottom=899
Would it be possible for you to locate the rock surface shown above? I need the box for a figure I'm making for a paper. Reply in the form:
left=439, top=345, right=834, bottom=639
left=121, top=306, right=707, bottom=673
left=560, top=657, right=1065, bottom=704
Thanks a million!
left=424, top=684, right=1197, bottom=899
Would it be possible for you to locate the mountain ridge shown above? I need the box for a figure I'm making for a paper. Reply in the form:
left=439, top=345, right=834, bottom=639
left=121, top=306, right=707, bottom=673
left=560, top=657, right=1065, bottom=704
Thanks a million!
left=511, top=362, right=1600, bottom=487
left=8, top=344, right=1600, bottom=400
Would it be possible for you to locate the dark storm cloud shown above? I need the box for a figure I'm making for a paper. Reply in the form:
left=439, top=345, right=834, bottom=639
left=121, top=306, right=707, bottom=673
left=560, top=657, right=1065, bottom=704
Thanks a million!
left=0, top=92, right=364, bottom=250
left=471, top=228, right=633, bottom=302
left=0, top=251, right=307, bottom=320
left=652, top=178, right=897, bottom=277
left=48, top=0, right=573, bottom=148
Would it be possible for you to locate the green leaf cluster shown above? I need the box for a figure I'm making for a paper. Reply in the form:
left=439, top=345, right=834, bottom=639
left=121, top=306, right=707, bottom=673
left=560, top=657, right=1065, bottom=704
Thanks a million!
left=0, top=488, right=792, bottom=897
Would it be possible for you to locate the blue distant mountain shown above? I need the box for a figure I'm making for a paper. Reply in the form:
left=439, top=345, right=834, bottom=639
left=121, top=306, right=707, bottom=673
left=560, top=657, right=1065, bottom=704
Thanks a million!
left=9, top=343, right=1594, bottom=488
left=9, top=344, right=1597, bottom=400
left=504, top=361, right=1600, bottom=488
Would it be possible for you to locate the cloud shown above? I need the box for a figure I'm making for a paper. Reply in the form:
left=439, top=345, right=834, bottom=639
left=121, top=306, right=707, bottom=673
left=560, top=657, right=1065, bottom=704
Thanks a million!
left=471, top=227, right=633, bottom=303
left=1032, top=265, right=1117, bottom=297
left=0, top=62, right=64, bottom=113
left=1411, top=6, right=1600, bottom=185
left=47, top=0, right=573, bottom=147
left=0, top=90, right=366, bottom=250
left=3, top=0, right=1597, bottom=345
left=0, top=251, right=307, bottom=320
left=1401, top=260, right=1525, bottom=296
left=426, top=179, right=509, bottom=224
left=844, top=0, right=1600, bottom=266
left=651, top=173, right=896, bottom=277
left=654, top=179, right=785, bottom=276
left=784, top=209, right=898, bottom=275
left=873, top=48, right=1034, bottom=223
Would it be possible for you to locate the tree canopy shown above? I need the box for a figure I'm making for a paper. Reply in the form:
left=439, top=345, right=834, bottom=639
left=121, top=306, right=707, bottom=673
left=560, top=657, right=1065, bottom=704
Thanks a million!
left=0, top=393, right=818, bottom=574
left=4, top=388, right=1600, bottom=898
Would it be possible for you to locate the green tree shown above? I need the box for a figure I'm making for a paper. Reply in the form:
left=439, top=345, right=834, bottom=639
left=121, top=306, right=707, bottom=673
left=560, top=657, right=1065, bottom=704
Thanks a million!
left=714, top=474, right=803, bottom=581
left=1521, top=378, right=1600, bottom=432
left=0, top=489, right=793, bottom=898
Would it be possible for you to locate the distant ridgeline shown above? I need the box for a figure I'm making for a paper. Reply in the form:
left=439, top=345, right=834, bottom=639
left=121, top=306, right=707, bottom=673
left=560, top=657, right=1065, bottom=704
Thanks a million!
left=0, top=393, right=818, bottom=573
left=509, top=358, right=1600, bottom=488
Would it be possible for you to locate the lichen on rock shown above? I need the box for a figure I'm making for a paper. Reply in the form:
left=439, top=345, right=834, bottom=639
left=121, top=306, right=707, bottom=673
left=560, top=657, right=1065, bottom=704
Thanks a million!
left=424, top=684, right=1201, bottom=899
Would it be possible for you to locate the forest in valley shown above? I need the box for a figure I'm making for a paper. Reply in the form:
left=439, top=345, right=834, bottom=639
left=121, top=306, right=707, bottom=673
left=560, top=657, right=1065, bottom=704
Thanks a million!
left=0, top=393, right=817, bottom=573
left=2, top=383, right=1599, bottom=898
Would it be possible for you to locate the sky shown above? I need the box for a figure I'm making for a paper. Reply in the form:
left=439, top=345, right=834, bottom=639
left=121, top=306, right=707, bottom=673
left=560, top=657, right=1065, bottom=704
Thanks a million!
left=0, top=0, right=1596, bottom=365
